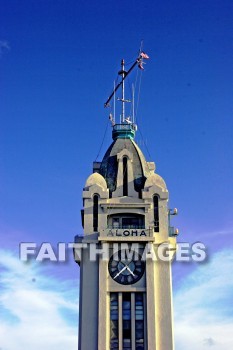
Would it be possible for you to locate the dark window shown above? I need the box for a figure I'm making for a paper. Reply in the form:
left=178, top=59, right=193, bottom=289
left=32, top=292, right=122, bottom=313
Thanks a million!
left=108, top=214, right=145, bottom=229
left=110, top=293, right=119, bottom=350
left=122, top=217, right=140, bottom=229
left=81, top=209, right=84, bottom=228
left=123, top=293, right=131, bottom=349
left=110, top=292, right=146, bottom=349
left=135, top=293, right=144, bottom=350
left=153, top=195, right=159, bottom=232
left=123, top=157, right=128, bottom=196
left=93, top=195, right=99, bottom=231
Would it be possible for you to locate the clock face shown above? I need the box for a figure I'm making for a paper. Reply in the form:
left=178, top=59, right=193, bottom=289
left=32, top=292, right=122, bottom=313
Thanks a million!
left=108, top=249, right=145, bottom=285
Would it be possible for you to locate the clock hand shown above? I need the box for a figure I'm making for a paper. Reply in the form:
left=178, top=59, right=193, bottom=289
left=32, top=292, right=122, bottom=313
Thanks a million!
left=113, top=265, right=128, bottom=279
left=113, top=260, right=135, bottom=279
left=125, top=265, right=136, bottom=277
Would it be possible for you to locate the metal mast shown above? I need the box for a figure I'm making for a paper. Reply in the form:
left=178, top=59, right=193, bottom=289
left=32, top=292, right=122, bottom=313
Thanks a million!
left=132, top=83, right=135, bottom=124
left=104, top=56, right=139, bottom=109
left=104, top=51, right=149, bottom=126
left=121, top=59, right=126, bottom=123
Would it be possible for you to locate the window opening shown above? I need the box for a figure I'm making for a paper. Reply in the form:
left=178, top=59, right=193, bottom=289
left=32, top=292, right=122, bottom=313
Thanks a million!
left=93, top=195, right=99, bottom=231
left=123, top=157, right=128, bottom=196
left=110, top=293, right=119, bottom=350
left=153, top=195, right=159, bottom=232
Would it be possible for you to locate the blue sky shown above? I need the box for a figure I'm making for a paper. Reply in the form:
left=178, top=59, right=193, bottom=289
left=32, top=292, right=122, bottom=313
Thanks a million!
left=0, top=0, right=233, bottom=348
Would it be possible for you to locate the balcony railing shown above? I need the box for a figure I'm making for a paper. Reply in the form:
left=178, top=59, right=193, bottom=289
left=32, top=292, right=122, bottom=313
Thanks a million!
left=112, top=123, right=137, bottom=140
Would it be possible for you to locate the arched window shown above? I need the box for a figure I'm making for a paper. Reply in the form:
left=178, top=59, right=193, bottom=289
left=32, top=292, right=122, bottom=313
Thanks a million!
left=153, top=195, right=159, bottom=232
left=93, top=194, right=99, bottom=232
left=123, top=157, right=128, bottom=196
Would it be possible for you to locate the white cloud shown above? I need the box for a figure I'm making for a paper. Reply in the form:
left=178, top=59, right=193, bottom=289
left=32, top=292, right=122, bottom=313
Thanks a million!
left=2, top=247, right=233, bottom=349
left=0, top=250, right=78, bottom=350
left=174, top=249, right=233, bottom=349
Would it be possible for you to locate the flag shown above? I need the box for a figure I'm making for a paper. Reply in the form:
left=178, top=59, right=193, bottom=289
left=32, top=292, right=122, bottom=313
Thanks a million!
left=140, top=51, right=149, bottom=59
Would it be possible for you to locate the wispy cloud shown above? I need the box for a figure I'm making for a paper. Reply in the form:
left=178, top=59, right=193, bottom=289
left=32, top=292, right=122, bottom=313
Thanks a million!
left=202, top=228, right=233, bottom=238
left=203, top=338, right=215, bottom=346
left=0, top=40, right=10, bottom=57
left=174, top=249, right=233, bottom=350
left=1, top=247, right=233, bottom=349
left=0, top=250, right=78, bottom=350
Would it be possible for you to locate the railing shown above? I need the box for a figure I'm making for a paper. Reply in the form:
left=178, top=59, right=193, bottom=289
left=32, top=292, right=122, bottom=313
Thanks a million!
left=112, top=123, right=137, bottom=140
left=113, top=123, right=137, bottom=131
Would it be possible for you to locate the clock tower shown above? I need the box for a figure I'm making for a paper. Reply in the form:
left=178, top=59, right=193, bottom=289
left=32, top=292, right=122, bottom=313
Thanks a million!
left=74, top=53, right=178, bottom=350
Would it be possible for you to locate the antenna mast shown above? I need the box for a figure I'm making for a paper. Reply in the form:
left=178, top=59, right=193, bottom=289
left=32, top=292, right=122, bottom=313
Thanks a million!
left=104, top=50, right=149, bottom=128
left=117, top=59, right=132, bottom=123
left=132, top=83, right=135, bottom=124
left=104, top=56, right=139, bottom=110
left=121, top=59, right=126, bottom=123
